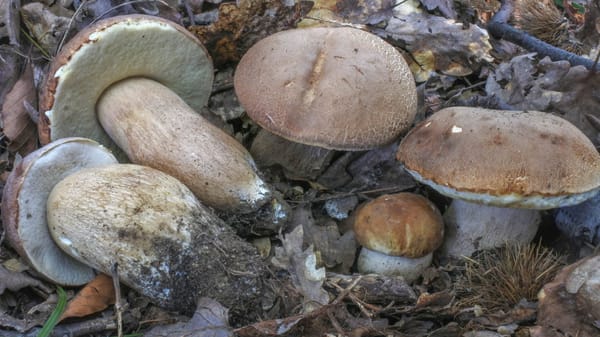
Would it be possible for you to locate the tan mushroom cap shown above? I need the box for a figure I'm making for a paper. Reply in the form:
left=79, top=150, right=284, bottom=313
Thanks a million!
left=353, top=193, right=444, bottom=258
left=38, top=14, right=213, bottom=160
left=234, top=27, right=417, bottom=150
left=397, top=107, right=600, bottom=209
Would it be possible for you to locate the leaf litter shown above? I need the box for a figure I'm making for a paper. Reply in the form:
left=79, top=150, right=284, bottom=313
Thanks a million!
left=2, top=0, right=600, bottom=336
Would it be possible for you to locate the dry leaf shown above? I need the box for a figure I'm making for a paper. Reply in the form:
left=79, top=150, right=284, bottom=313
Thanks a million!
left=145, top=297, right=232, bottom=337
left=290, top=206, right=357, bottom=272
left=1, top=63, right=38, bottom=157
left=0, top=264, right=44, bottom=294
left=483, top=55, right=600, bottom=146
left=271, top=226, right=330, bottom=312
left=419, top=0, right=457, bottom=18
left=59, top=274, right=115, bottom=321
left=536, top=255, right=600, bottom=337
left=190, top=0, right=312, bottom=66
left=379, top=12, right=493, bottom=81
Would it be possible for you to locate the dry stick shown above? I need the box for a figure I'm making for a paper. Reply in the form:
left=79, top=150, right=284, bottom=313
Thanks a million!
left=487, top=0, right=600, bottom=71
left=111, top=263, right=124, bottom=337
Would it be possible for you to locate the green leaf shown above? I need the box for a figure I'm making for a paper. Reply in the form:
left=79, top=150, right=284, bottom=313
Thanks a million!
left=37, top=286, right=67, bottom=337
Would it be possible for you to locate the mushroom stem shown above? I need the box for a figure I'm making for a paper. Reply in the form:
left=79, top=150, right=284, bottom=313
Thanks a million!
left=97, top=77, right=271, bottom=213
left=441, top=199, right=541, bottom=258
left=47, top=164, right=268, bottom=319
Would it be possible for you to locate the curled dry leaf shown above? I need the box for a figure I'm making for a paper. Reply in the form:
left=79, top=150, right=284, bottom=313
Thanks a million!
left=379, top=12, right=493, bottom=81
left=271, top=226, right=330, bottom=312
left=20, top=2, right=74, bottom=54
left=292, top=206, right=357, bottom=272
left=0, top=0, right=21, bottom=112
left=484, top=55, right=600, bottom=146
left=1, top=63, right=38, bottom=157
left=59, top=274, right=115, bottom=322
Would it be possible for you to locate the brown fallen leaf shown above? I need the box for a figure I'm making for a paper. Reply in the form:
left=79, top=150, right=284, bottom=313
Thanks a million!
left=1, top=62, right=38, bottom=157
left=59, top=274, right=115, bottom=322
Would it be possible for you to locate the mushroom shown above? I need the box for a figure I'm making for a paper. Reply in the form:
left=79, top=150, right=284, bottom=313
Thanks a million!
left=397, top=107, right=600, bottom=258
left=46, top=164, right=266, bottom=316
left=353, top=193, right=444, bottom=282
left=2, top=138, right=268, bottom=318
left=1, top=137, right=118, bottom=285
left=234, top=27, right=418, bottom=179
left=38, top=14, right=271, bottom=213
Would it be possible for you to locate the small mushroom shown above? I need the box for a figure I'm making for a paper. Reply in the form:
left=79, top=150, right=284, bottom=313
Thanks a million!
left=397, top=107, right=600, bottom=258
left=1, top=137, right=118, bottom=285
left=234, top=27, right=418, bottom=179
left=38, top=15, right=271, bottom=213
left=353, top=193, right=444, bottom=282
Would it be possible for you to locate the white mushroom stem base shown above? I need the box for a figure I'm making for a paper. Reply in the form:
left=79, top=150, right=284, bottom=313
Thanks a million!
left=441, top=199, right=541, bottom=258
left=357, top=247, right=432, bottom=283
left=97, top=77, right=271, bottom=213
left=47, top=164, right=268, bottom=318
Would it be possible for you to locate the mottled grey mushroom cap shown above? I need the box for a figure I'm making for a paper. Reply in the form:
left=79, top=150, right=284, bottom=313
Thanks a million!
left=234, top=27, right=417, bottom=150
left=397, top=107, right=600, bottom=209
left=1, top=138, right=117, bottom=285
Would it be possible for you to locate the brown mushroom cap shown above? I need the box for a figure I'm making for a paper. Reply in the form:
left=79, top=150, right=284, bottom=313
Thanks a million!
left=397, top=107, right=600, bottom=209
left=353, top=193, right=444, bottom=258
left=1, top=138, right=117, bottom=285
left=234, top=27, right=417, bottom=150
left=38, top=14, right=213, bottom=160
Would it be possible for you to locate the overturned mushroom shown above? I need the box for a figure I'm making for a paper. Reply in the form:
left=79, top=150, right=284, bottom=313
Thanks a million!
left=1, top=137, right=118, bottom=285
left=397, top=107, right=600, bottom=258
left=235, top=27, right=417, bottom=179
left=2, top=138, right=268, bottom=319
left=47, top=164, right=267, bottom=318
left=38, top=15, right=271, bottom=213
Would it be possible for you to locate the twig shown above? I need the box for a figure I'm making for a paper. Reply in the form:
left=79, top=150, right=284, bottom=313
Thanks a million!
left=111, top=263, right=123, bottom=337
left=487, top=0, right=600, bottom=71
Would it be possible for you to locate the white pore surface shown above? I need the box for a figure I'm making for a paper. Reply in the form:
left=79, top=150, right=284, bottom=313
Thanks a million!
left=18, top=139, right=117, bottom=285
left=47, top=18, right=213, bottom=160
left=406, top=168, right=600, bottom=210
left=441, top=199, right=541, bottom=258
left=357, top=247, right=432, bottom=283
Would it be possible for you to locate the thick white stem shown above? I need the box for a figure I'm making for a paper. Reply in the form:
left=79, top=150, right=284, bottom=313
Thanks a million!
left=97, top=77, right=271, bottom=212
left=441, top=199, right=541, bottom=258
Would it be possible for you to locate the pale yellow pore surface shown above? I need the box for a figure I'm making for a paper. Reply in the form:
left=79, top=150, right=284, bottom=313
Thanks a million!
left=97, top=78, right=271, bottom=212
left=45, top=16, right=213, bottom=161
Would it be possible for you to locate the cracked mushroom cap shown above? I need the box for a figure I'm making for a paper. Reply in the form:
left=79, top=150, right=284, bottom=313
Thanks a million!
left=234, top=27, right=417, bottom=150
left=38, top=14, right=213, bottom=160
left=1, top=138, right=118, bottom=285
left=353, top=193, right=444, bottom=258
left=397, top=107, right=600, bottom=209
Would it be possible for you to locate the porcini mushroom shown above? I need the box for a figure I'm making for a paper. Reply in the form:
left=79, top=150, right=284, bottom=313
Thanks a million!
left=1, top=137, right=117, bottom=285
left=46, top=164, right=267, bottom=316
left=2, top=138, right=268, bottom=318
left=353, top=193, right=444, bottom=282
left=234, top=27, right=417, bottom=179
left=397, top=107, right=600, bottom=258
left=38, top=14, right=271, bottom=213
